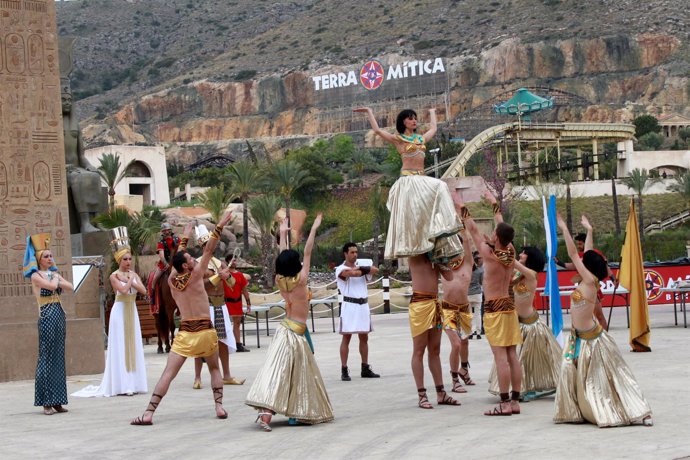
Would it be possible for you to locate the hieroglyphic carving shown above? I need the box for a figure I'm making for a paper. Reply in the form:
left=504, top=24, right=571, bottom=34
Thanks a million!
left=0, top=0, right=71, bottom=287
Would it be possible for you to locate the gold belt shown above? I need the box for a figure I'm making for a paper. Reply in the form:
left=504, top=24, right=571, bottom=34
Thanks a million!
left=281, top=318, right=307, bottom=336
left=519, top=311, right=539, bottom=325
left=115, top=294, right=137, bottom=302
left=400, top=169, right=425, bottom=176
left=38, top=295, right=60, bottom=307
left=575, top=323, right=603, bottom=340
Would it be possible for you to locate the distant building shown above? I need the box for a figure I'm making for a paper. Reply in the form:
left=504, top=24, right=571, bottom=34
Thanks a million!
left=85, top=145, right=170, bottom=209
left=658, top=113, right=690, bottom=139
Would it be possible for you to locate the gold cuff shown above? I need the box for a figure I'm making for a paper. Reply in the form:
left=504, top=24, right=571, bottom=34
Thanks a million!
left=460, top=206, right=471, bottom=219
left=208, top=273, right=221, bottom=286
left=179, top=237, right=189, bottom=250
left=492, top=203, right=501, bottom=215
left=211, top=225, right=224, bottom=240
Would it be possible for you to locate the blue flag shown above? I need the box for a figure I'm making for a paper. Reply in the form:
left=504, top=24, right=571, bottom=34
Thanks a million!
left=543, top=195, right=564, bottom=347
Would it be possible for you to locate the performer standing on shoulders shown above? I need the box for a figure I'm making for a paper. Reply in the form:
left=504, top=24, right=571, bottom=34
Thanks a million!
left=192, top=225, right=243, bottom=390
left=25, top=233, right=74, bottom=415
left=73, top=227, right=148, bottom=397
left=223, top=253, right=252, bottom=352
left=353, top=106, right=462, bottom=409
left=130, top=212, right=234, bottom=425
left=453, top=190, right=522, bottom=416
left=554, top=213, right=652, bottom=427
left=336, top=242, right=380, bottom=381
left=246, top=215, right=334, bottom=431
left=439, top=228, right=476, bottom=394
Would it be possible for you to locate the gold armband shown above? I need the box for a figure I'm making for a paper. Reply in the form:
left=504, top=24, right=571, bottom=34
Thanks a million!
left=179, top=237, right=189, bottom=250
left=492, top=203, right=501, bottom=215
left=208, top=273, right=221, bottom=287
left=460, top=206, right=471, bottom=219
left=211, top=225, right=224, bottom=240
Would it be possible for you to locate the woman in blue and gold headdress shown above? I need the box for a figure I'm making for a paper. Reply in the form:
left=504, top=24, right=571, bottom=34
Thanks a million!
left=24, top=232, right=73, bottom=416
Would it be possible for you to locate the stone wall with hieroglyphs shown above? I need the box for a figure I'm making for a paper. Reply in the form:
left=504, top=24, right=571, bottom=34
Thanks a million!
left=0, top=0, right=103, bottom=382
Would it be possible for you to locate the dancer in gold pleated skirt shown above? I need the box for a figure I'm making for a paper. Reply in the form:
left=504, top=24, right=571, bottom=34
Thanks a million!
left=245, top=318, right=333, bottom=424
left=553, top=212, right=652, bottom=427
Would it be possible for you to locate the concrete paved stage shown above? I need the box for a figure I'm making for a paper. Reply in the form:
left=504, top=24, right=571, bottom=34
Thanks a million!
left=1, top=307, right=689, bottom=460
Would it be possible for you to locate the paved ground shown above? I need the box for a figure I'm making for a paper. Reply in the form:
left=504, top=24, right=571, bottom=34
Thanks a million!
left=2, top=306, right=689, bottom=460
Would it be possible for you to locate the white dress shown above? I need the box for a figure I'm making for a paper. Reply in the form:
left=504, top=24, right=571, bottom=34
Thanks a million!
left=72, top=282, right=147, bottom=397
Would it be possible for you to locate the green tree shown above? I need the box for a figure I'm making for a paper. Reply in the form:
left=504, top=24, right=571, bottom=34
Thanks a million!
left=637, top=132, right=664, bottom=151
left=679, top=128, right=690, bottom=145
left=347, top=149, right=379, bottom=179
left=267, top=160, right=310, bottom=242
left=198, top=185, right=234, bottom=223
left=228, top=160, right=262, bottom=253
left=248, top=195, right=282, bottom=287
left=620, top=168, right=661, bottom=236
left=369, top=183, right=390, bottom=268
left=328, top=134, right=356, bottom=164
left=633, top=114, right=661, bottom=138
left=667, top=171, right=690, bottom=209
left=288, top=145, right=343, bottom=204
left=96, top=152, right=135, bottom=211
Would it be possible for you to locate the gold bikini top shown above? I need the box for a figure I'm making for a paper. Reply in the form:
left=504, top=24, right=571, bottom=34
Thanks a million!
left=493, top=246, right=515, bottom=267
left=276, top=273, right=301, bottom=292
left=514, top=281, right=529, bottom=294
left=171, top=272, right=191, bottom=291
left=397, top=133, right=426, bottom=158
left=571, top=288, right=596, bottom=308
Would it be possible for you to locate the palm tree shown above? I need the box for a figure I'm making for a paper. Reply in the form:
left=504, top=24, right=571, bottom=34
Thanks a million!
left=229, top=160, right=261, bottom=252
left=369, top=183, right=390, bottom=267
left=198, top=185, right=235, bottom=224
left=96, top=152, right=135, bottom=211
left=268, top=160, right=310, bottom=243
left=93, top=206, right=163, bottom=273
left=248, top=195, right=282, bottom=288
left=620, top=168, right=661, bottom=236
left=560, top=169, right=576, bottom=234
left=347, top=149, right=379, bottom=179
left=667, top=171, right=690, bottom=209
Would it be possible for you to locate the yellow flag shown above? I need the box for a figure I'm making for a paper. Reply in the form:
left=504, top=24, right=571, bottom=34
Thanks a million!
left=618, top=198, right=651, bottom=351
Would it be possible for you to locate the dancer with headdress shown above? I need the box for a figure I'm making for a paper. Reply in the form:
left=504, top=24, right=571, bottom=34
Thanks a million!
left=554, top=213, right=652, bottom=427
left=354, top=106, right=462, bottom=409
left=73, top=227, right=148, bottom=397
left=246, top=214, right=334, bottom=431
left=192, top=224, right=243, bottom=389
left=24, top=232, right=74, bottom=415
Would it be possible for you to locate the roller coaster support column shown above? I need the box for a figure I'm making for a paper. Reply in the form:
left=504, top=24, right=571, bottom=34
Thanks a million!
left=592, top=139, right=599, bottom=180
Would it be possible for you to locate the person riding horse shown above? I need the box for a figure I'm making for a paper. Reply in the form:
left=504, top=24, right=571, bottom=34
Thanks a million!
left=149, top=223, right=179, bottom=308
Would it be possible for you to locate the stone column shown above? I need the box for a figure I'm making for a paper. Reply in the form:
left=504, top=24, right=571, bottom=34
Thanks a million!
left=0, top=0, right=103, bottom=382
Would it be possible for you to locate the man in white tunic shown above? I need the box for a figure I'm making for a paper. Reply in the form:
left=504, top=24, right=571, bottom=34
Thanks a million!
left=336, top=243, right=380, bottom=381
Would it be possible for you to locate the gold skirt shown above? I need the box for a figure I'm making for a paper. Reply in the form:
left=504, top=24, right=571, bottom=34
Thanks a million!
left=245, top=319, right=334, bottom=424
left=440, top=300, right=472, bottom=337
left=483, top=297, right=522, bottom=347
left=554, top=325, right=652, bottom=427
left=409, top=293, right=441, bottom=338
left=170, top=327, right=218, bottom=358
left=488, top=311, right=561, bottom=395
left=385, top=174, right=463, bottom=261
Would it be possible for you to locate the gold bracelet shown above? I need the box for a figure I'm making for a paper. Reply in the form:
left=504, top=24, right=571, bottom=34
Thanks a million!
left=492, top=203, right=501, bottom=215
left=460, top=206, right=471, bottom=219
left=179, top=237, right=189, bottom=250
left=211, top=224, right=224, bottom=240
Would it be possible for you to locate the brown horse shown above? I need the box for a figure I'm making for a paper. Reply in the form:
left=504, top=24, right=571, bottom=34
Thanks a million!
left=148, top=267, right=179, bottom=353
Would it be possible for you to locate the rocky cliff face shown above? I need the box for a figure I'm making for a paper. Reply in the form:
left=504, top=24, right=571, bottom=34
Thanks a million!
left=83, top=33, right=688, bottom=163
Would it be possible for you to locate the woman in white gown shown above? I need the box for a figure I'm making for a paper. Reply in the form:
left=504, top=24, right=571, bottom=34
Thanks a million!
left=73, top=227, right=148, bottom=397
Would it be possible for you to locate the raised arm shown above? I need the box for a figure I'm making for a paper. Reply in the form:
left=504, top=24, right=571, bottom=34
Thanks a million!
left=198, top=212, right=233, bottom=276
left=421, top=108, right=437, bottom=143
left=301, top=213, right=322, bottom=277
left=581, top=215, right=594, bottom=252
left=484, top=190, right=503, bottom=224
left=353, top=107, right=399, bottom=144
left=513, top=258, right=537, bottom=283
left=278, top=218, right=290, bottom=252
left=452, top=190, right=486, bottom=257
left=557, top=212, right=596, bottom=285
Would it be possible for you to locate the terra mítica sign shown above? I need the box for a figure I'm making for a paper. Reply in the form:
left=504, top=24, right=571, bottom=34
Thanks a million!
left=312, top=58, right=446, bottom=91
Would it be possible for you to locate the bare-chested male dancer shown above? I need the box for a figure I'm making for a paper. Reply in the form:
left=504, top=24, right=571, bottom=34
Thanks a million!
left=453, top=190, right=522, bottom=416
left=130, top=211, right=234, bottom=425
left=439, top=228, right=476, bottom=394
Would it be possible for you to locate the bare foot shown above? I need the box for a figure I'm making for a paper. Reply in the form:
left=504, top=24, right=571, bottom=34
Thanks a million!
left=43, top=406, right=55, bottom=415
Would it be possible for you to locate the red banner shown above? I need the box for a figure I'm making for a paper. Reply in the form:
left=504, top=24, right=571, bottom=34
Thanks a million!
left=536, top=264, right=690, bottom=308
